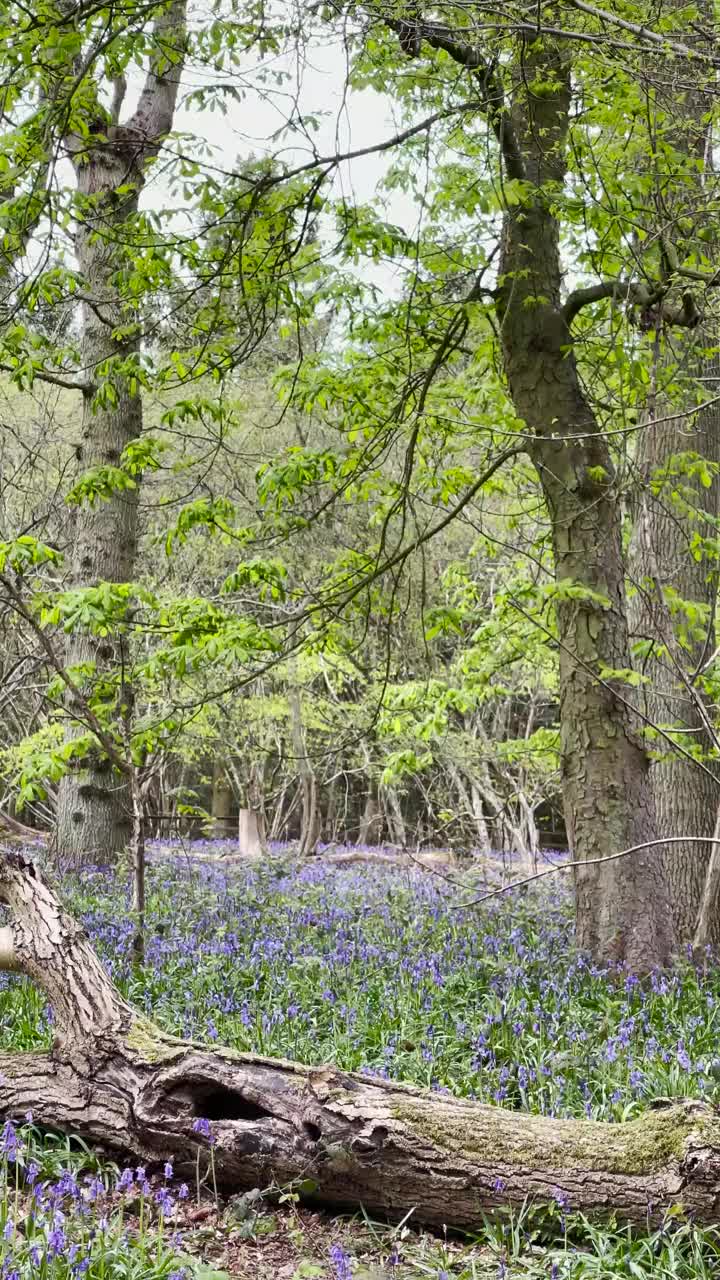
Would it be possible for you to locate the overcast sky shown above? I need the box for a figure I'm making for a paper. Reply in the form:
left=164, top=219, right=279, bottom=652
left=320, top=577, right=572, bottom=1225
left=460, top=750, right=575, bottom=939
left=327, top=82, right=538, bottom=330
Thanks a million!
left=141, top=28, right=421, bottom=261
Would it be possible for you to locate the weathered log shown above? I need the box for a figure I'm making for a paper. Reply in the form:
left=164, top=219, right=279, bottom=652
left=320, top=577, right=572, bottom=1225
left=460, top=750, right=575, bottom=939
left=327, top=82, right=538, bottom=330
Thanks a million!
left=0, top=809, right=45, bottom=840
left=1, top=847, right=720, bottom=1228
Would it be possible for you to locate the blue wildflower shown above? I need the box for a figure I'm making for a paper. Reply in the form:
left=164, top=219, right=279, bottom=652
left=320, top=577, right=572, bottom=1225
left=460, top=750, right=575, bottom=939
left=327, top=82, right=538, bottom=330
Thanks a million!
left=329, top=1243, right=353, bottom=1279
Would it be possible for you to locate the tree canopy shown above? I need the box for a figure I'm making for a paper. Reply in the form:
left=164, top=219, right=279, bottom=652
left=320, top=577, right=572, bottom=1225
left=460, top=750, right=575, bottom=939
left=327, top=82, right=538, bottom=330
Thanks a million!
left=0, top=0, right=718, bottom=968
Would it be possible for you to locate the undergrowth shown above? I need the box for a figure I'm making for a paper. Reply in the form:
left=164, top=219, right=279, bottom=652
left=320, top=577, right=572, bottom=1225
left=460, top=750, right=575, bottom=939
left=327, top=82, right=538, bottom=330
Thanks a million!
left=1, top=845, right=719, bottom=1277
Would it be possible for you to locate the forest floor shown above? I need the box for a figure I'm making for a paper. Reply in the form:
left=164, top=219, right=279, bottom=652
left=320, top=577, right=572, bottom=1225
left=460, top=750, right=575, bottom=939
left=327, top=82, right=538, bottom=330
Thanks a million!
left=2, top=844, right=720, bottom=1278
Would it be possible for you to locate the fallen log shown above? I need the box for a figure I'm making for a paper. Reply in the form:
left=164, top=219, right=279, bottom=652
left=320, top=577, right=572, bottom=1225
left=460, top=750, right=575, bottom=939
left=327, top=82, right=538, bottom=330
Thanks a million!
left=0, top=809, right=46, bottom=840
left=1, top=847, right=720, bottom=1228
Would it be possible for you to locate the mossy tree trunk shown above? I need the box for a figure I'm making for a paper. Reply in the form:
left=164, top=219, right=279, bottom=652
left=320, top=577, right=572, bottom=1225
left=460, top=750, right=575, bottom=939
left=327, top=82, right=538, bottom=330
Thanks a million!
left=626, top=19, right=720, bottom=945
left=2, top=848, right=720, bottom=1228
left=55, top=0, right=186, bottom=864
left=494, top=38, right=672, bottom=969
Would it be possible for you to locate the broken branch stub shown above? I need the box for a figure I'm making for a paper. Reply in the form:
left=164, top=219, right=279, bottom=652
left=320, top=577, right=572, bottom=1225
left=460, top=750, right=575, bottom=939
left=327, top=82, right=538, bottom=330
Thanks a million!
left=1, top=848, right=720, bottom=1227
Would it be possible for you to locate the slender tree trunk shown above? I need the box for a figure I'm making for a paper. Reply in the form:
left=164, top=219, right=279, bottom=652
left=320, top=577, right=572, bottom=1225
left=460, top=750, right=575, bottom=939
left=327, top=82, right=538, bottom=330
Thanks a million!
left=326, top=776, right=338, bottom=841
left=693, top=808, right=720, bottom=950
left=384, top=787, right=407, bottom=849
left=55, top=1, right=186, bottom=864
left=628, top=374, right=720, bottom=941
left=211, top=760, right=234, bottom=838
left=449, top=762, right=492, bottom=855
left=269, top=781, right=293, bottom=841
left=358, top=788, right=381, bottom=845
left=248, top=761, right=268, bottom=849
left=1, top=848, right=720, bottom=1227
left=495, top=37, right=672, bottom=969
left=130, top=769, right=145, bottom=964
left=289, top=684, right=320, bottom=855
left=300, top=772, right=320, bottom=855
left=517, top=790, right=539, bottom=874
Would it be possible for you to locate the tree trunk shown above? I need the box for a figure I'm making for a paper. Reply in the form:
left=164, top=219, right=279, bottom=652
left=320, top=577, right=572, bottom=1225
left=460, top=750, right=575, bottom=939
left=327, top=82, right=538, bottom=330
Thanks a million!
left=1, top=849, right=720, bottom=1227
left=384, top=787, right=407, bottom=849
left=495, top=36, right=673, bottom=969
left=516, top=791, right=540, bottom=874
left=237, top=808, right=263, bottom=858
left=130, top=768, right=146, bottom=963
left=693, top=807, right=720, bottom=951
left=289, top=684, right=320, bottom=855
left=448, top=762, right=492, bottom=855
left=211, top=760, right=234, bottom=839
left=248, top=761, right=268, bottom=849
left=358, top=789, right=382, bottom=846
left=626, top=24, right=720, bottom=944
left=55, top=0, right=186, bottom=864
left=628, top=373, right=720, bottom=942
left=299, top=772, right=321, bottom=856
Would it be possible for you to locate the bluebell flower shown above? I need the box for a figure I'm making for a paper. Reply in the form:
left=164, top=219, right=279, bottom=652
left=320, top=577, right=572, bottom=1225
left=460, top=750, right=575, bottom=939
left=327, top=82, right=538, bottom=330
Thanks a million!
left=677, top=1042, right=692, bottom=1071
left=156, top=1186, right=174, bottom=1213
left=1, top=1120, right=18, bottom=1161
left=48, top=1223, right=66, bottom=1256
left=329, top=1243, right=352, bottom=1279
left=192, top=1116, right=214, bottom=1143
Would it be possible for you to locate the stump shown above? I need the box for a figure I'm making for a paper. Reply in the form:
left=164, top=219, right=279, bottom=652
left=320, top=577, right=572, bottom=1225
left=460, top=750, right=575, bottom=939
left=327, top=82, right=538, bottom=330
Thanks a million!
left=237, top=808, right=263, bottom=858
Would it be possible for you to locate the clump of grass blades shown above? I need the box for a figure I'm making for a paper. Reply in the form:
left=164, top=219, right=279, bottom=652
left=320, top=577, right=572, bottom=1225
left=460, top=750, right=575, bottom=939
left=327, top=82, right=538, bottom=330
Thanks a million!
left=0, top=1115, right=197, bottom=1279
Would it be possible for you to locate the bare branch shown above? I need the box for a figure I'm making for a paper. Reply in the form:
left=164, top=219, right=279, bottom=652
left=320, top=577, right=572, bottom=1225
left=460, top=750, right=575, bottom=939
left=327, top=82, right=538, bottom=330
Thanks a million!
left=567, top=0, right=718, bottom=64
left=562, top=279, right=642, bottom=325
left=389, top=14, right=484, bottom=67
left=109, top=74, right=127, bottom=126
left=124, top=0, right=187, bottom=158
left=383, top=15, right=525, bottom=181
left=459, top=836, right=720, bottom=910
left=563, top=279, right=703, bottom=328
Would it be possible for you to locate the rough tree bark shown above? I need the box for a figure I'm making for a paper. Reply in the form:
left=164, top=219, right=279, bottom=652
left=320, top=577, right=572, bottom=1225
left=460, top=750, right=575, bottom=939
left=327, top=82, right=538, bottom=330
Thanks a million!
left=628, top=354, right=720, bottom=942
left=494, top=38, right=673, bottom=967
left=55, top=0, right=186, bottom=864
left=211, top=760, right=235, bottom=839
left=378, top=14, right=676, bottom=968
left=694, top=806, right=720, bottom=950
left=358, top=789, right=382, bottom=846
left=627, top=21, right=720, bottom=944
left=2, top=848, right=720, bottom=1227
left=289, top=683, right=321, bottom=855
left=384, top=786, right=407, bottom=849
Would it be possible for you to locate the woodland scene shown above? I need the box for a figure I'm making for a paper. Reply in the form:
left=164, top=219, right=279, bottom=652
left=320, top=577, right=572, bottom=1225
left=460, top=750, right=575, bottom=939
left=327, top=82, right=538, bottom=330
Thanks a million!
left=2, top=0, right=720, bottom=1276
